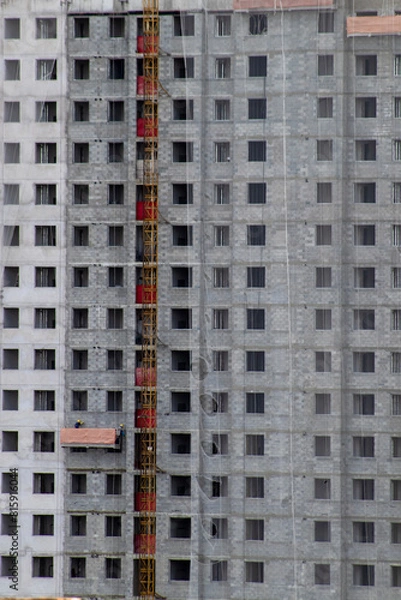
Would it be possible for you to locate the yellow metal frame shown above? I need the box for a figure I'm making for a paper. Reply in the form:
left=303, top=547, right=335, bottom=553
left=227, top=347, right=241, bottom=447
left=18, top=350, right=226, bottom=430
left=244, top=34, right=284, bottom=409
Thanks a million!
left=139, top=1, right=159, bottom=598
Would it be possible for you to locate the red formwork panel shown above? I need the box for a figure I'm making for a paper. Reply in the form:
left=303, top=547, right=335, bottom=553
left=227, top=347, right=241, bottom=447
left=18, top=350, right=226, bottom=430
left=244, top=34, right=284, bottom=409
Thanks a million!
left=136, top=201, right=145, bottom=220
left=143, top=36, right=159, bottom=54
left=136, top=285, right=156, bottom=304
left=136, top=202, right=157, bottom=221
left=137, top=76, right=158, bottom=96
left=144, top=118, right=158, bottom=138
left=135, top=492, right=156, bottom=512
left=137, top=76, right=144, bottom=95
left=137, top=118, right=145, bottom=137
left=135, top=367, right=156, bottom=386
left=134, top=534, right=156, bottom=554
left=137, top=118, right=158, bottom=138
left=136, top=408, right=157, bottom=428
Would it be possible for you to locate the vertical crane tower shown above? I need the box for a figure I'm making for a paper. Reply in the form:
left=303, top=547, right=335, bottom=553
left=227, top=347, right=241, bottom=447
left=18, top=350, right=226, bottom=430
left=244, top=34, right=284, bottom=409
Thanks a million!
left=138, top=0, right=159, bottom=597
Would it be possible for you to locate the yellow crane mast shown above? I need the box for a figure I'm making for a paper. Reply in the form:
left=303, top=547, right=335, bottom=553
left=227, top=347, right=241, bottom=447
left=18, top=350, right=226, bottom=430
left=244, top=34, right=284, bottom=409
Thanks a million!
left=138, top=0, right=159, bottom=598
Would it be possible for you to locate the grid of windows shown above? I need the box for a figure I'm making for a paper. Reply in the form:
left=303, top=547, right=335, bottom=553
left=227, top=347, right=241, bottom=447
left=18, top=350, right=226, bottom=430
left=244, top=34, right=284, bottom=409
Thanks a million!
left=4, top=13, right=401, bottom=594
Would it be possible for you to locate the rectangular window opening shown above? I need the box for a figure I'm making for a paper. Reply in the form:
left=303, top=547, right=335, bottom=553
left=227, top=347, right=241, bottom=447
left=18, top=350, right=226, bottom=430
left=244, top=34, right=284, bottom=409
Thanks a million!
left=357, top=55, right=377, bottom=76
left=355, top=182, right=376, bottom=203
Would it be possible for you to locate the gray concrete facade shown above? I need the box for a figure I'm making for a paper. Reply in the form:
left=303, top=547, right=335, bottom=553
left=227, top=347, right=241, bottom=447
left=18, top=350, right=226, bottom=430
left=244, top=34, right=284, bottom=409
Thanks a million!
left=1, top=0, right=401, bottom=598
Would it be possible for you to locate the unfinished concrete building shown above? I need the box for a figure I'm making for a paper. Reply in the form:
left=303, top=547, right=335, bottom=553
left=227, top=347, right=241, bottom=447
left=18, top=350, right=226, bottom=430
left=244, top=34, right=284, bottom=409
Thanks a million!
left=2, top=0, right=401, bottom=598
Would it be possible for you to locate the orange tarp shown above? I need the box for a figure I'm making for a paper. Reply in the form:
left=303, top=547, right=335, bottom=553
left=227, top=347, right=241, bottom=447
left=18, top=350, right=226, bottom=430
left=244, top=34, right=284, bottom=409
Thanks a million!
left=60, top=428, right=117, bottom=447
left=347, top=16, right=401, bottom=36
left=234, top=0, right=333, bottom=9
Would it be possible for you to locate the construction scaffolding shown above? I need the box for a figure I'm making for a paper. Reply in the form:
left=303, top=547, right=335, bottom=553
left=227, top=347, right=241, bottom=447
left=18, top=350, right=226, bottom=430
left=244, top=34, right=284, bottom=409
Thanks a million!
left=138, top=1, right=159, bottom=598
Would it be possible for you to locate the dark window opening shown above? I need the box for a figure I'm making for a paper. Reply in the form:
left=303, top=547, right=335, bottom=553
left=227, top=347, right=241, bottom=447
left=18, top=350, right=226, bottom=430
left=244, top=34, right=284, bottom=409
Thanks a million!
left=355, top=97, right=377, bottom=118
left=74, top=17, right=89, bottom=38
left=173, top=225, right=193, bottom=246
left=173, top=142, right=193, bottom=163
left=109, top=59, right=125, bottom=79
left=317, top=182, right=332, bottom=204
left=170, top=560, right=190, bottom=581
left=318, top=12, right=334, bottom=33
left=36, top=101, right=57, bottom=122
left=73, top=184, right=89, bottom=205
left=172, top=267, right=192, bottom=288
left=74, top=59, right=89, bottom=80
left=248, top=141, right=266, bottom=162
left=356, top=140, right=376, bottom=161
left=34, top=390, right=55, bottom=412
left=247, top=267, right=265, bottom=288
left=171, top=392, right=191, bottom=412
left=174, top=15, right=195, bottom=36
left=317, top=97, right=333, bottom=118
left=4, top=184, right=19, bottom=205
left=249, top=13, right=267, bottom=34
left=171, top=433, right=191, bottom=454
left=173, top=183, right=193, bottom=205
left=248, top=183, right=266, bottom=204
left=33, top=432, right=54, bottom=453
left=108, top=184, right=124, bottom=205
left=353, top=394, right=374, bottom=415
left=356, top=55, right=377, bottom=76
left=105, top=515, right=122, bottom=536
left=110, top=17, right=125, bottom=37
left=73, top=143, right=89, bottom=163
left=171, top=475, right=191, bottom=496
left=174, top=57, right=194, bottom=79
left=72, top=390, right=88, bottom=411
left=35, top=308, right=56, bottom=329
left=318, top=55, right=333, bottom=76
left=355, top=182, right=376, bottom=203
left=2, top=390, right=18, bottom=411
left=249, top=56, right=267, bottom=77
left=353, top=522, right=375, bottom=543
left=107, top=390, right=122, bottom=412
left=74, top=101, right=89, bottom=122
